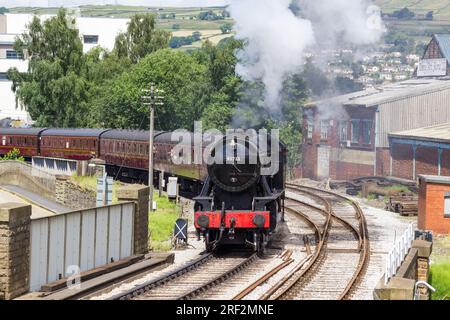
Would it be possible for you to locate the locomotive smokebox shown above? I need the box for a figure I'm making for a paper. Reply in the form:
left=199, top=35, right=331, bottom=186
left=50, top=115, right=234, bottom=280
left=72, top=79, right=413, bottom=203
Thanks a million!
left=207, top=133, right=261, bottom=193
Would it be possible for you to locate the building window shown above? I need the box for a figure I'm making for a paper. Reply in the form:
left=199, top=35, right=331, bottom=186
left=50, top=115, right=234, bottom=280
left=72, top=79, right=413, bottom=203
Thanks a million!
left=362, top=120, right=372, bottom=145
left=445, top=193, right=450, bottom=218
left=320, top=120, right=329, bottom=140
left=83, top=35, right=99, bottom=44
left=6, top=50, right=22, bottom=59
left=339, top=121, right=348, bottom=142
left=351, top=120, right=360, bottom=144
left=0, top=73, right=8, bottom=81
left=307, top=120, right=313, bottom=139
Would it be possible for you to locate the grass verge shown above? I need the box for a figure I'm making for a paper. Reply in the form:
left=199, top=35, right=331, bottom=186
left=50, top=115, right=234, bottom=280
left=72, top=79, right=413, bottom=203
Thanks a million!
left=430, top=262, right=450, bottom=300
left=149, top=193, right=180, bottom=252
left=70, top=174, right=121, bottom=203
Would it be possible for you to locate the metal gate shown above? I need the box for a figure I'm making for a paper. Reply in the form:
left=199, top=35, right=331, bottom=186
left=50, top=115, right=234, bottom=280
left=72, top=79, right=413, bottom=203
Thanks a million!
left=29, top=202, right=134, bottom=291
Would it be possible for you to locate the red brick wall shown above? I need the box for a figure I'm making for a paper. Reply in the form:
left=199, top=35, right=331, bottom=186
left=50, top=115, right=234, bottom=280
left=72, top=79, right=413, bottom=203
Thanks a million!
left=392, top=143, right=414, bottom=180
left=418, top=180, right=427, bottom=230
left=376, top=148, right=391, bottom=176
left=302, top=143, right=317, bottom=179
left=418, top=181, right=450, bottom=235
left=331, top=161, right=373, bottom=180
left=416, top=146, right=439, bottom=176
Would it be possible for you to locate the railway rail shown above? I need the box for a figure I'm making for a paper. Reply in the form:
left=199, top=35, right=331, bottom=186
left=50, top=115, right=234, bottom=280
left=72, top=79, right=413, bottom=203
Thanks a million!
left=102, top=183, right=369, bottom=301
left=107, top=251, right=258, bottom=300
left=220, top=183, right=370, bottom=301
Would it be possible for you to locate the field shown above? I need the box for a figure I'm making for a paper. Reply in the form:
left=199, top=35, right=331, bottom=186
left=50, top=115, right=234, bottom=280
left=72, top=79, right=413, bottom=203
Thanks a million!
left=8, top=5, right=233, bottom=49
left=376, top=0, right=450, bottom=20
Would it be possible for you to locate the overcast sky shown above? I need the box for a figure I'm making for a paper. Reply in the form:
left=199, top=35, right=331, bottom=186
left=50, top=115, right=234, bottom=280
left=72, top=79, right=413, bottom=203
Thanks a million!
left=3, top=0, right=229, bottom=8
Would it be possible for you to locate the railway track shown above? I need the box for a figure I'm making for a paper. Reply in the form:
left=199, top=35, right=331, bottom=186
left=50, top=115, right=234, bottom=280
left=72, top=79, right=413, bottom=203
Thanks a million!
left=262, top=183, right=369, bottom=300
left=107, top=251, right=259, bottom=300
left=104, top=183, right=369, bottom=301
left=225, top=183, right=369, bottom=300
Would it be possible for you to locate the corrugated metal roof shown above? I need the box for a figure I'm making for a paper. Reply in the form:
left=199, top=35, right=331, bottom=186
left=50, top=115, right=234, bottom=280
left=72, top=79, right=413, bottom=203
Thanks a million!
left=434, top=34, right=450, bottom=63
left=307, top=79, right=450, bottom=108
left=41, top=128, right=110, bottom=137
left=389, top=123, right=450, bottom=144
left=0, top=128, right=46, bottom=135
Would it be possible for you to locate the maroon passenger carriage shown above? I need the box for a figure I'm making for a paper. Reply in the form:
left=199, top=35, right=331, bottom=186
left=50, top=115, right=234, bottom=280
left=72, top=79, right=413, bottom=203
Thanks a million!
left=0, top=128, right=46, bottom=159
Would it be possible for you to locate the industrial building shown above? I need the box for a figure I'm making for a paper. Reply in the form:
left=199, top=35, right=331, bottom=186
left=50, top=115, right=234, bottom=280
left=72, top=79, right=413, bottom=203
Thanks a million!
left=418, top=175, right=450, bottom=235
left=389, top=123, right=450, bottom=181
left=302, top=79, right=450, bottom=180
left=0, top=13, right=130, bottom=125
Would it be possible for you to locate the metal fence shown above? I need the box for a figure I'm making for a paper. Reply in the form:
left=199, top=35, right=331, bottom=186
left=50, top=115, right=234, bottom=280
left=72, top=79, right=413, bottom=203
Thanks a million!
left=384, top=223, right=414, bottom=285
left=29, top=202, right=135, bottom=291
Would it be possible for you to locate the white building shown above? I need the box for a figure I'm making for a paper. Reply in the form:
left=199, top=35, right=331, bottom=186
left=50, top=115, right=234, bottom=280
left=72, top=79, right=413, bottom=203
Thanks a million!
left=0, top=13, right=130, bottom=125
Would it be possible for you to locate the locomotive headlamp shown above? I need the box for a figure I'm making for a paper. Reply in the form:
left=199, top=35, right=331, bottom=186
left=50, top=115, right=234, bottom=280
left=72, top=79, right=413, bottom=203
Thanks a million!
left=253, top=214, right=266, bottom=228
left=197, top=215, right=210, bottom=228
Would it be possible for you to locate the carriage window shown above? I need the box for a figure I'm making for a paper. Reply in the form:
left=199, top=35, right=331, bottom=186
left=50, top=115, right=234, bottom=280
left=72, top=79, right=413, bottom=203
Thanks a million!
left=66, top=141, right=70, bottom=149
left=2, top=136, right=5, bottom=146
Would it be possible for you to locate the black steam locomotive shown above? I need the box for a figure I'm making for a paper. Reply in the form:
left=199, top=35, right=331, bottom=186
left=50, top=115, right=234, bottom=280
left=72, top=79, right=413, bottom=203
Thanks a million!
left=194, top=131, right=286, bottom=253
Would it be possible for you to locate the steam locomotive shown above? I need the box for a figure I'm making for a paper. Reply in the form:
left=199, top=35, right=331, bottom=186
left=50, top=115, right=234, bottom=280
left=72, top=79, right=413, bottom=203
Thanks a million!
left=0, top=127, right=286, bottom=253
left=194, top=132, right=286, bottom=253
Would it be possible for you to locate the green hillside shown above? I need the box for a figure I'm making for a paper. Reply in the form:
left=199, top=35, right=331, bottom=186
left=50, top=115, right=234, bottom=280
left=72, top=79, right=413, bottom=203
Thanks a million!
left=376, top=0, right=450, bottom=20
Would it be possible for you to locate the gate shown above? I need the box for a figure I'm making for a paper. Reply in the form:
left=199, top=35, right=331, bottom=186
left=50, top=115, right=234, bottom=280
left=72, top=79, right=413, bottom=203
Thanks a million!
left=29, top=202, right=134, bottom=291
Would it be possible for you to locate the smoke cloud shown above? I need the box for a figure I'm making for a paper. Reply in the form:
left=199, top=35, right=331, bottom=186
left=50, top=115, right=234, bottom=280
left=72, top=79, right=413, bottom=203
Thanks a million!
left=228, top=0, right=385, bottom=110
left=228, top=0, right=315, bottom=109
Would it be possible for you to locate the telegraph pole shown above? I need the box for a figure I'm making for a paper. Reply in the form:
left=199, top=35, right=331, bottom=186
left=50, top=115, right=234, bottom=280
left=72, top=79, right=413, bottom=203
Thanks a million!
left=142, top=83, right=164, bottom=211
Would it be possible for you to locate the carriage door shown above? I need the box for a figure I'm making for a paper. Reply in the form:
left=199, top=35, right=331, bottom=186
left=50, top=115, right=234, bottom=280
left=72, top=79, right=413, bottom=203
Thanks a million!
left=317, top=146, right=330, bottom=179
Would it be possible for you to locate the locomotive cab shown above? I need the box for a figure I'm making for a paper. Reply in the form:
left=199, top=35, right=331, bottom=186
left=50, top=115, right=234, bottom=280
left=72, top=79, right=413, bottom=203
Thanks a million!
left=194, top=131, right=286, bottom=254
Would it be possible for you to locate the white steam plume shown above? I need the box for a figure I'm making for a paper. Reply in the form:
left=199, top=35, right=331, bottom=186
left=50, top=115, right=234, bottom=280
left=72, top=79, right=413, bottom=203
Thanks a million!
left=297, top=0, right=385, bottom=48
left=228, top=0, right=315, bottom=109
left=228, top=0, right=384, bottom=110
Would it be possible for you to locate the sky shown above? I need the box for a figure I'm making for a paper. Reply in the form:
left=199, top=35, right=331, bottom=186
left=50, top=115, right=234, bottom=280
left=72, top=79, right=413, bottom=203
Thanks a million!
left=3, top=0, right=229, bottom=8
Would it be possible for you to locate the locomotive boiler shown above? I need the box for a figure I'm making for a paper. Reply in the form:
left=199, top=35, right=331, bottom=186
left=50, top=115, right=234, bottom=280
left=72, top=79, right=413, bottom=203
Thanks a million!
left=194, top=131, right=286, bottom=254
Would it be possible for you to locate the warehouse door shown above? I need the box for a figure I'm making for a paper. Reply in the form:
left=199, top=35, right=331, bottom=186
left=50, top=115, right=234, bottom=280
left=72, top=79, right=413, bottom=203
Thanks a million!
left=317, top=146, right=331, bottom=179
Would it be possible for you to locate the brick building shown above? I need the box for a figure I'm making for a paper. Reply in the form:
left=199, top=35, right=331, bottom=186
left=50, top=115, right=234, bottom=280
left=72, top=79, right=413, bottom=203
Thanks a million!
left=422, top=34, right=450, bottom=76
left=389, top=123, right=450, bottom=180
left=302, top=79, right=450, bottom=180
left=418, top=175, right=450, bottom=235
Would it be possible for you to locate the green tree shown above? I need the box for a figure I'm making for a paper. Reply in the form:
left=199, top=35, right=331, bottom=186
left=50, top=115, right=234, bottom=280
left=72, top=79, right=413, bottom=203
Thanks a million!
left=0, top=7, right=9, bottom=14
left=114, top=13, right=171, bottom=63
left=93, top=49, right=209, bottom=131
left=220, top=23, right=232, bottom=34
left=8, top=9, right=88, bottom=127
left=1, top=148, right=25, bottom=161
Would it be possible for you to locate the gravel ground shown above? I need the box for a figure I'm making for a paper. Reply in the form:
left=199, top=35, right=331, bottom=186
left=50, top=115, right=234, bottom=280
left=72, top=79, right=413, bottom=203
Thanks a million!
left=348, top=196, right=416, bottom=300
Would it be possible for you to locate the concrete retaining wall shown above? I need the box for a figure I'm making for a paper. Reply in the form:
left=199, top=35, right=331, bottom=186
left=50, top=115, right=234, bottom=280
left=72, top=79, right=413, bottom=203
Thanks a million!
left=0, top=161, right=56, bottom=201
